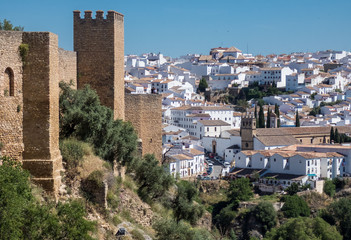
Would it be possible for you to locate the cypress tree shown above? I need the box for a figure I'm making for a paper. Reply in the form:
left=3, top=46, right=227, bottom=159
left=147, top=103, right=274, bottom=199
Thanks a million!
left=331, top=128, right=335, bottom=142
left=259, top=105, right=265, bottom=128
left=275, top=104, right=280, bottom=128
left=198, top=78, right=208, bottom=92
left=266, top=107, right=271, bottom=128
left=255, top=104, right=258, bottom=126
left=296, top=110, right=300, bottom=127
left=335, top=128, right=340, bottom=143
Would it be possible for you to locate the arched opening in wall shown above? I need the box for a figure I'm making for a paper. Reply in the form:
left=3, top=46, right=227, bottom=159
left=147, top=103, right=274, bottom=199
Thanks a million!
left=4, top=68, right=14, bottom=96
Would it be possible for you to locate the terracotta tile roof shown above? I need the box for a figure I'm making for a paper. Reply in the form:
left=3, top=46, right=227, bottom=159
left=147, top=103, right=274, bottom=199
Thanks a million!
left=188, top=148, right=204, bottom=155
left=171, top=154, right=193, bottom=160
left=199, top=55, right=214, bottom=61
left=226, top=129, right=240, bottom=136
left=181, top=135, right=200, bottom=140
left=224, top=46, right=242, bottom=52
left=198, top=120, right=230, bottom=126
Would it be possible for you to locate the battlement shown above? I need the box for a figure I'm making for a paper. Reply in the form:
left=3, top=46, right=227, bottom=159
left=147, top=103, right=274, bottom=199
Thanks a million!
left=73, top=10, right=124, bottom=21
left=242, top=112, right=255, bottom=119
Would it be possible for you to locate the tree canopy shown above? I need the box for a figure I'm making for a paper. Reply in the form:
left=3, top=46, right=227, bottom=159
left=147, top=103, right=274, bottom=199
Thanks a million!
left=0, top=156, right=96, bottom=240
left=198, top=78, right=208, bottom=92
left=172, top=180, right=204, bottom=225
left=281, top=195, right=310, bottom=218
left=134, top=154, right=174, bottom=203
left=295, top=111, right=300, bottom=127
left=228, top=178, right=253, bottom=206
left=0, top=19, right=24, bottom=31
left=252, top=201, right=277, bottom=234
left=323, top=197, right=351, bottom=239
left=59, top=82, right=137, bottom=164
left=264, top=217, right=342, bottom=240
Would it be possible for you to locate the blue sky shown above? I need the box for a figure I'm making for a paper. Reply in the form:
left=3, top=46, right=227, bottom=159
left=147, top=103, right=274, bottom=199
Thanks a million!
left=1, top=0, right=351, bottom=57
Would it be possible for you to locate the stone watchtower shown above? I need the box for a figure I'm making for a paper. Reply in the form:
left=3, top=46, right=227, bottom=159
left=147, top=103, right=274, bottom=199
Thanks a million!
left=74, top=10, right=125, bottom=120
left=241, top=112, right=256, bottom=150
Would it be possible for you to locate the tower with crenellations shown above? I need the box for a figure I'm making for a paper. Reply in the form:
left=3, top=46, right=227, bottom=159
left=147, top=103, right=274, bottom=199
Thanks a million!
left=73, top=10, right=125, bottom=120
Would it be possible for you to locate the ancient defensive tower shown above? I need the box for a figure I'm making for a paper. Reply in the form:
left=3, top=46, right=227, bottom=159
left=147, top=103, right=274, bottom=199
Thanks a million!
left=0, top=31, right=63, bottom=196
left=74, top=10, right=125, bottom=120
left=241, top=112, right=256, bottom=150
left=74, top=10, right=163, bottom=161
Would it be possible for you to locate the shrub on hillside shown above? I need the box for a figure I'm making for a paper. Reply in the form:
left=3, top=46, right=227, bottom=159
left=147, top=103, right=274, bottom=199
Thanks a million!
left=173, top=180, right=204, bottom=225
left=281, top=195, right=310, bottom=218
left=322, top=197, right=351, bottom=239
left=251, top=201, right=277, bottom=234
left=0, top=156, right=97, bottom=239
left=134, top=154, right=173, bottom=203
left=264, top=217, right=342, bottom=240
left=60, top=138, right=90, bottom=170
left=324, top=179, right=336, bottom=197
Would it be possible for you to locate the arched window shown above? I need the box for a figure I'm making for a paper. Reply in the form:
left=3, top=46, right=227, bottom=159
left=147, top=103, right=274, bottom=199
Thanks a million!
left=4, top=68, right=14, bottom=97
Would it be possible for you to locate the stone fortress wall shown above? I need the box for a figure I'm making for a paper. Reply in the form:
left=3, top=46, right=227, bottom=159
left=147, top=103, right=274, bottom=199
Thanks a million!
left=0, top=9, right=163, bottom=196
left=58, top=48, right=77, bottom=88
left=0, top=31, right=69, bottom=196
left=0, top=31, right=24, bottom=159
left=125, top=94, right=163, bottom=161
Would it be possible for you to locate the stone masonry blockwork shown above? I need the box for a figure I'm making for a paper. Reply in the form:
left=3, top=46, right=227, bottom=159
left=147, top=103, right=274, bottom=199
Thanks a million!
left=125, top=94, right=163, bottom=161
left=74, top=10, right=125, bottom=120
left=0, top=31, right=24, bottom=159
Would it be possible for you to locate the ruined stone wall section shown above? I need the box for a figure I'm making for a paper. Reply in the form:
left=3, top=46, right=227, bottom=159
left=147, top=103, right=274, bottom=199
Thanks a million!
left=125, top=94, right=162, bottom=161
left=58, top=48, right=77, bottom=88
left=74, top=10, right=125, bottom=120
left=0, top=31, right=24, bottom=159
left=22, top=32, right=62, bottom=195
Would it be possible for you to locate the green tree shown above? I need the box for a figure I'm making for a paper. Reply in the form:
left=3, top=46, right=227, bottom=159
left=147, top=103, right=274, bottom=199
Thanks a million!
left=173, top=181, right=204, bottom=225
left=237, top=99, right=249, bottom=110
left=56, top=200, right=97, bottom=240
left=153, top=218, right=213, bottom=240
left=295, top=110, right=300, bottom=127
left=198, top=78, right=208, bottom=92
left=324, top=197, right=351, bottom=239
left=214, top=203, right=237, bottom=234
left=252, top=201, right=277, bottom=234
left=335, top=128, right=340, bottom=143
left=0, top=19, right=24, bottom=31
left=286, top=182, right=299, bottom=195
left=330, top=127, right=335, bottom=143
left=281, top=195, right=310, bottom=218
left=323, top=179, right=336, bottom=197
left=0, top=156, right=97, bottom=240
left=59, top=82, right=137, bottom=165
left=229, top=229, right=237, bottom=240
left=266, top=108, right=271, bottom=128
left=134, top=154, right=174, bottom=202
left=0, top=156, right=33, bottom=239
left=255, top=104, right=258, bottom=127
left=228, top=178, right=253, bottom=207
left=309, top=106, right=321, bottom=116
left=258, top=105, right=265, bottom=128
left=264, top=217, right=342, bottom=240
left=274, top=104, right=280, bottom=128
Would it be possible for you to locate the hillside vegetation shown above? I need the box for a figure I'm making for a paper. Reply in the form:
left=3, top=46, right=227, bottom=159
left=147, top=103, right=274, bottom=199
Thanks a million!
left=1, top=83, right=351, bottom=239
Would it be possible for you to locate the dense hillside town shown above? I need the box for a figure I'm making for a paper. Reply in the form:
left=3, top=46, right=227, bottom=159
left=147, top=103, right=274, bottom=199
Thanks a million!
left=125, top=47, right=351, bottom=189
left=2, top=1, right=351, bottom=239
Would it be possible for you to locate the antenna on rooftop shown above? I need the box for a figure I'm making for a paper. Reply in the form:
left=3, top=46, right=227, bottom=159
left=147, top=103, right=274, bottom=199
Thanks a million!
left=247, top=43, right=249, bottom=54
